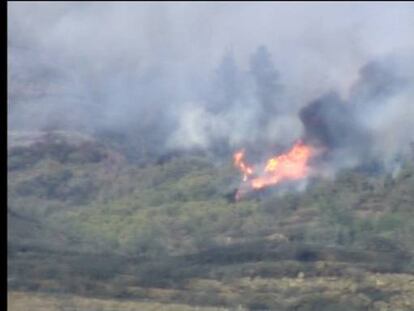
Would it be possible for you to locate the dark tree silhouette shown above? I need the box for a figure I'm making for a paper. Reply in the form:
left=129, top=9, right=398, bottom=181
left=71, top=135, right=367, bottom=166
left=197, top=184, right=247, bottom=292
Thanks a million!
left=249, top=45, right=283, bottom=122
left=207, top=50, right=243, bottom=114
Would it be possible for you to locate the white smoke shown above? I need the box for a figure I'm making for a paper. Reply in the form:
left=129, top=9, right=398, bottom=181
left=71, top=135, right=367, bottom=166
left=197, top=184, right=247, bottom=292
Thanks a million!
left=8, top=2, right=414, bottom=166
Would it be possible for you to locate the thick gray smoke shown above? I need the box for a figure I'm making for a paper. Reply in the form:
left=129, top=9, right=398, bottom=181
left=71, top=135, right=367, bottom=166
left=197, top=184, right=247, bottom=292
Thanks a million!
left=8, top=2, right=414, bottom=168
left=300, top=53, right=414, bottom=174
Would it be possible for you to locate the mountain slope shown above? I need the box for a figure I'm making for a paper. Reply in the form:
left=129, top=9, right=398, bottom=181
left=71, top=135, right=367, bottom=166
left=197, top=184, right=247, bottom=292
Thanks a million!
left=7, top=130, right=414, bottom=311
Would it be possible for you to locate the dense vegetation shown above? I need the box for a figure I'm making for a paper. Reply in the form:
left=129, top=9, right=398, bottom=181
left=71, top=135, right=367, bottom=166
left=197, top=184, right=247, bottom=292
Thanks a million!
left=8, top=130, right=414, bottom=311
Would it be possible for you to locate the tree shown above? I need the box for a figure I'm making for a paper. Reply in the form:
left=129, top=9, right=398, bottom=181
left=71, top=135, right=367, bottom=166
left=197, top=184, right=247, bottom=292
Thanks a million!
left=249, top=45, right=283, bottom=122
left=207, top=50, right=243, bottom=114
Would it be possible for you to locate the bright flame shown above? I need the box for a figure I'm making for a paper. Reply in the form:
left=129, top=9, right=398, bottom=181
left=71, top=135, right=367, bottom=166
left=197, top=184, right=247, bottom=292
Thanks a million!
left=233, top=149, right=254, bottom=182
left=233, top=141, right=313, bottom=199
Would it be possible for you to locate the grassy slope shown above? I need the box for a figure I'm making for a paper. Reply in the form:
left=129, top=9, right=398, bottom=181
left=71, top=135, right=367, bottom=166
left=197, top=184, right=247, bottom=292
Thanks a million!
left=7, top=131, right=414, bottom=311
left=8, top=291, right=226, bottom=311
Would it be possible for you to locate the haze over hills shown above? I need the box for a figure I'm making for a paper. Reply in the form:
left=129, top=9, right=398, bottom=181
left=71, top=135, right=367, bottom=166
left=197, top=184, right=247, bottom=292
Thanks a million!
left=7, top=2, right=414, bottom=311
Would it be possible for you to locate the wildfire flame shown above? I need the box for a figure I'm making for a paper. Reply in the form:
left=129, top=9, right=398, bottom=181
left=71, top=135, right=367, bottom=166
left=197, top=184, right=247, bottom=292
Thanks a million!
left=233, top=141, right=313, bottom=200
left=233, top=150, right=254, bottom=182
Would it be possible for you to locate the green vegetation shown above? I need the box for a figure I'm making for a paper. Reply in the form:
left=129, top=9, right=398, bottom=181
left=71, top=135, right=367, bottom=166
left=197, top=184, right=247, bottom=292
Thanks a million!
left=8, top=131, right=414, bottom=310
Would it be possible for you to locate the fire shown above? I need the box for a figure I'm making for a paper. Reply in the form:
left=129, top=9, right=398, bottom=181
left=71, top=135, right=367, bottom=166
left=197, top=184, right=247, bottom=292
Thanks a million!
left=233, top=141, right=313, bottom=199
left=233, top=149, right=254, bottom=182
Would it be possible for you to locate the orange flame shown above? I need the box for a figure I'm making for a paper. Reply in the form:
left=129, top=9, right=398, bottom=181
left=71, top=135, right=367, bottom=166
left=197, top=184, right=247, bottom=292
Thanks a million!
left=233, top=141, right=313, bottom=199
left=233, top=149, right=254, bottom=182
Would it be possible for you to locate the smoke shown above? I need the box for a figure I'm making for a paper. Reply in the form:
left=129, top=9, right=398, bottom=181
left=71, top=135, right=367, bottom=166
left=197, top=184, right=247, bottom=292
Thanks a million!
left=300, top=53, right=414, bottom=173
left=8, top=2, right=414, bottom=168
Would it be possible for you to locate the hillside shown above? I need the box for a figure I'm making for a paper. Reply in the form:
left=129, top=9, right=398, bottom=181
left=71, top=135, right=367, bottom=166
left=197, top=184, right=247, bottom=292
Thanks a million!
left=7, top=130, right=414, bottom=311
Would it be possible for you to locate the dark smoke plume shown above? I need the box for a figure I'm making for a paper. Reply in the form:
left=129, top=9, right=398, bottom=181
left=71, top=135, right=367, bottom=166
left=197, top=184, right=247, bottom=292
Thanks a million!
left=299, top=56, right=414, bottom=174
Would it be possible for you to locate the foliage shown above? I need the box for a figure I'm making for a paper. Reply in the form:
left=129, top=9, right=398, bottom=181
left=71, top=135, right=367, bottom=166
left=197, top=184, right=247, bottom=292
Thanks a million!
left=7, top=131, right=414, bottom=309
